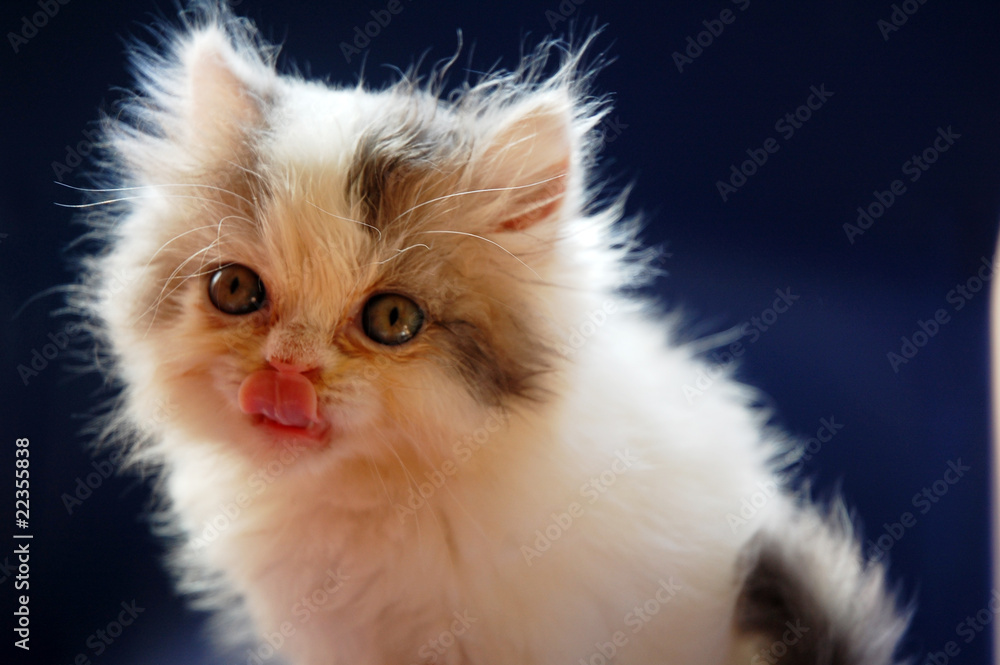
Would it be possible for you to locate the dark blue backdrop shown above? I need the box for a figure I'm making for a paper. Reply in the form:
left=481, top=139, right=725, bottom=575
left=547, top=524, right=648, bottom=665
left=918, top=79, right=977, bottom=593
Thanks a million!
left=1, top=1, right=996, bottom=664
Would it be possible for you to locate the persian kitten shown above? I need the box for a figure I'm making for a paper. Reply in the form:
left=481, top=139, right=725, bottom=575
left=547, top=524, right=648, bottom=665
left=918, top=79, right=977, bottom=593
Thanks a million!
left=76, top=2, right=908, bottom=664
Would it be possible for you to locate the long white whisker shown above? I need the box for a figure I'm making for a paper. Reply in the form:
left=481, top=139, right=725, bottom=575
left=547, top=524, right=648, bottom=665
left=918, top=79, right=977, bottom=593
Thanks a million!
left=143, top=219, right=249, bottom=274
left=55, top=181, right=257, bottom=211
left=136, top=216, right=248, bottom=330
left=417, top=230, right=539, bottom=279
left=56, top=196, right=148, bottom=209
left=56, top=193, right=248, bottom=216
left=389, top=173, right=566, bottom=226
left=370, top=244, right=431, bottom=266
left=306, top=201, right=382, bottom=241
left=137, top=242, right=228, bottom=333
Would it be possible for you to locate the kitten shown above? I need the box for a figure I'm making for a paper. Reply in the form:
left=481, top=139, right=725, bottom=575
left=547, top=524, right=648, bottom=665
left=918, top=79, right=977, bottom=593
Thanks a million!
left=76, top=2, right=909, bottom=663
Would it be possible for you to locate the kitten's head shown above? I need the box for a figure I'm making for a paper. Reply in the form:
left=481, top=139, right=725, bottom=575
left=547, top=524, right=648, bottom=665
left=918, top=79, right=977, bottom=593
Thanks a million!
left=85, top=5, right=622, bottom=476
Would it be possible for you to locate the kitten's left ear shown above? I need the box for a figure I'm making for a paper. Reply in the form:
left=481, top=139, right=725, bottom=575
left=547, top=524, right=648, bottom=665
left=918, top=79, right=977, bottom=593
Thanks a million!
left=477, top=92, right=576, bottom=232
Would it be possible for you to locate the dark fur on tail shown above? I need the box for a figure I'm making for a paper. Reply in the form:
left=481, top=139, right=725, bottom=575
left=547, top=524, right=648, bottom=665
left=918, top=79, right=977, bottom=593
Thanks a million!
left=734, top=504, right=910, bottom=665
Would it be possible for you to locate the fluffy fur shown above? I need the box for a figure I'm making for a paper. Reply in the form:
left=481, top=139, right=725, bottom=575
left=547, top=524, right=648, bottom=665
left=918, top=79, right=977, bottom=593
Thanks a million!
left=75, top=3, right=909, bottom=664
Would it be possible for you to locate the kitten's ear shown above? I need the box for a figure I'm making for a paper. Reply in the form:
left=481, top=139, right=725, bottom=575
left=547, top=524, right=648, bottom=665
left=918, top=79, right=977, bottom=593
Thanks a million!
left=142, top=24, right=275, bottom=168
left=177, top=28, right=270, bottom=148
left=111, top=17, right=277, bottom=183
left=477, top=93, right=575, bottom=232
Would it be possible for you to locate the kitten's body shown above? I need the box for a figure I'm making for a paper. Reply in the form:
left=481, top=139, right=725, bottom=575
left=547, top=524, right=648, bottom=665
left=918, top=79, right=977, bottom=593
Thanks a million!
left=79, top=4, right=907, bottom=664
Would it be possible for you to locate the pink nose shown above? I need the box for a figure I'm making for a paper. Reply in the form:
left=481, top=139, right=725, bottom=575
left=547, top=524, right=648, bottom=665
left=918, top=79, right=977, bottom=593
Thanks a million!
left=268, top=358, right=316, bottom=374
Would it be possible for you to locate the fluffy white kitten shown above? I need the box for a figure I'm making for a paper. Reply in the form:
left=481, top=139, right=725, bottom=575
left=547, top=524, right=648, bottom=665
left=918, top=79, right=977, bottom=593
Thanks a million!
left=77, top=3, right=908, bottom=664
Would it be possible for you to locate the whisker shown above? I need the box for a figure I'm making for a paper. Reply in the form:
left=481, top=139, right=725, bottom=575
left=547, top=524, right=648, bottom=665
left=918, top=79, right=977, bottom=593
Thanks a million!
left=434, top=469, right=490, bottom=541
left=306, top=201, right=382, bottom=241
left=55, top=181, right=257, bottom=211
left=224, top=160, right=268, bottom=185
left=137, top=242, right=228, bottom=333
left=56, top=196, right=147, bottom=209
left=136, top=216, right=248, bottom=331
left=56, top=193, right=248, bottom=217
left=370, top=244, right=431, bottom=266
left=389, top=173, right=566, bottom=226
left=417, top=229, right=539, bottom=279
left=361, top=447, right=394, bottom=511
left=143, top=220, right=248, bottom=274
left=375, top=392, right=491, bottom=544
left=370, top=427, right=429, bottom=542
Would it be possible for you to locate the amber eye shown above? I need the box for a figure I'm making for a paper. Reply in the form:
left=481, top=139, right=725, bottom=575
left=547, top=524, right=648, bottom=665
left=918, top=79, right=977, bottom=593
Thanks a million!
left=362, top=294, right=424, bottom=346
left=208, top=264, right=266, bottom=315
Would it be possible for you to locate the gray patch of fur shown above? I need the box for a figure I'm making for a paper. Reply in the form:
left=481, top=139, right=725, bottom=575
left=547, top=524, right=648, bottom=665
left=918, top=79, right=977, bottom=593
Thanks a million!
left=735, top=504, right=910, bottom=665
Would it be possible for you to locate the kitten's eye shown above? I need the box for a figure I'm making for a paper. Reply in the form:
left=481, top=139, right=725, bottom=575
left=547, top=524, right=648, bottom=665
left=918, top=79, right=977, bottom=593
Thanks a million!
left=362, top=294, right=424, bottom=346
left=208, top=264, right=267, bottom=315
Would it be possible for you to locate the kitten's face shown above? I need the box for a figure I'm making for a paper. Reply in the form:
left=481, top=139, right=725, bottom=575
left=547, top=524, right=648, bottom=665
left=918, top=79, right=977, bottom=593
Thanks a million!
left=99, top=24, right=583, bottom=471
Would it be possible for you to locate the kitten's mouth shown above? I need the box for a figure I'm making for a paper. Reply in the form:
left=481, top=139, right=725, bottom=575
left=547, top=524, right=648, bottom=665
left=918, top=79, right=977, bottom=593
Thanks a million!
left=238, top=369, right=330, bottom=444
left=251, top=414, right=330, bottom=441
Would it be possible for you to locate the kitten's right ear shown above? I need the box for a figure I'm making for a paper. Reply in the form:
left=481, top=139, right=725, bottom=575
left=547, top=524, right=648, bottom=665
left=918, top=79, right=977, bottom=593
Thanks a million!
left=176, top=27, right=273, bottom=153
left=120, top=21, right=277, bottom=176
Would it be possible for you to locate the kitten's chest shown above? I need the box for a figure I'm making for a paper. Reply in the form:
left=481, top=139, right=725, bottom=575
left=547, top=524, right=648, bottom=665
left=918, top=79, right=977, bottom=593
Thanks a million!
left=222, top=498, right=485, bottom=663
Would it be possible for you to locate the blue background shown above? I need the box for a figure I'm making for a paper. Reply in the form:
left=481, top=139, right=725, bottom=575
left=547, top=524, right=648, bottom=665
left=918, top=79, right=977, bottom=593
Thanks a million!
left=1, top=1, right=996, bottom=664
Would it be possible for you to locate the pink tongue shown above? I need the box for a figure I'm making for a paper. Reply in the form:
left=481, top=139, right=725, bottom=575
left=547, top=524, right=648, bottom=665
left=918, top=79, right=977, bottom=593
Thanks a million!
left=238, top=370, right=319, bottom=428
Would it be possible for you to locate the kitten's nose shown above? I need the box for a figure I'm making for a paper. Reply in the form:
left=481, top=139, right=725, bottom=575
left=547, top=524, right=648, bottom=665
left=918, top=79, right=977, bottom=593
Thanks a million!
left=268, top=358, right=316, bottom=374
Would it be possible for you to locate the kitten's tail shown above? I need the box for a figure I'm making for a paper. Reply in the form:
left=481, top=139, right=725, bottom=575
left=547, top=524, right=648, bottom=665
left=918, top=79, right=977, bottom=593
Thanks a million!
left=733, top=501, right=910, bottom=665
